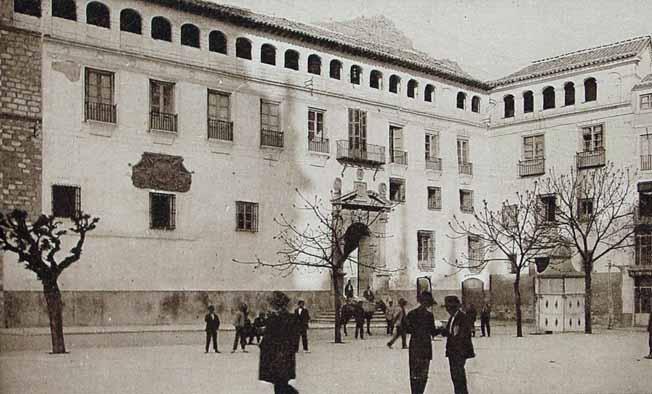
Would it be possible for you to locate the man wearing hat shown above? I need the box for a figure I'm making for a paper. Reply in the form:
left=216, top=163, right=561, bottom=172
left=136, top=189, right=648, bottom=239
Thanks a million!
left=204, top=305, right=221, bottom=353
left=442, top=295, right=475, bottom=394
left=403, top=291, right=438, bottom=394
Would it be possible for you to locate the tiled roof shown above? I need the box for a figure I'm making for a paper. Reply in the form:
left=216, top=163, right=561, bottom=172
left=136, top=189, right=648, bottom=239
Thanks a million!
left=489, top=36, right=651, bottom=88
left=633, top=73, right=652, bottom=91
left=144, top=0, right=489, bottom=88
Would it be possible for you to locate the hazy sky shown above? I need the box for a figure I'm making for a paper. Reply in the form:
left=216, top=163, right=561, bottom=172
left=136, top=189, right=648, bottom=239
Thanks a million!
left=217, top=0, right=652, bottom=80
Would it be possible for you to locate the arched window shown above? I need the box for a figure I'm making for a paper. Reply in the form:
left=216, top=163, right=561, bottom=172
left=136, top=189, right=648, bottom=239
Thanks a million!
left=456, top=92, right=466, bottom=109
left=209, top=31, right=227, bottom=54
left=284, top=50, right=299, bottom=70
left=119, top=9, right=141, bottom=34
left=370, top=70, right=382, bottom=89
left=564, top=82, right=575, bottom=106
left=389, top=75, right=400, bottom=93
left=504, top=95, right=514, bottom=118
left=180, top=24, right=200, bottom=48
left=471, top=96, right=480, bottom=113
left=424, top=84, right=435, bottom=103
left=543, top=86, right=555, bottom=110
left=151, top=16, right=172, bottom=42
left=350, top=65, right=362, bottom=85
left=14, top=0, right=41, bottom=17
left=86, top=2, right=110, bottom=28
left=260, top=44, right=276, bottom=65
left=52, top=0, right=76, bottom=20
left=407, top=79, right=418, bottom=98
left=523, top=91, right=534, bottom=113
left=330, top=59, right=342, bottom=80
left=236, top=37, right=252, bottom=60
left=307, top=54, right=321, bottom=75
left=584, top=77, right=597, bottom=102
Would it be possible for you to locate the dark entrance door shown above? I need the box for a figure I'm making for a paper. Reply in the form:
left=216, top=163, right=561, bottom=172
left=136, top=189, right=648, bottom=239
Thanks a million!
left=462, top=278, right=485, bottom=309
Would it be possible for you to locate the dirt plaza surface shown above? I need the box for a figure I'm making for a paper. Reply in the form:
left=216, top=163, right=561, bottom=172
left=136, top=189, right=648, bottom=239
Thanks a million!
left=1, top=325, right=650, bottom=394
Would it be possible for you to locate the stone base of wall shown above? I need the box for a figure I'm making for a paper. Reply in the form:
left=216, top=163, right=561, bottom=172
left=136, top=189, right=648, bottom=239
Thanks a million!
left=4, top=290, right=333, bottom=328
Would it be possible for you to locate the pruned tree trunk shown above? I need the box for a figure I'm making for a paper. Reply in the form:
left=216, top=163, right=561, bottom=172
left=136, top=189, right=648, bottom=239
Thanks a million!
left=584, top=259, right=593, bottom=334
left=332, top=270, right=344, bottom=343
left=43, top=280, right=66, bottom=353
left=514, top=272, right=523, bottom=338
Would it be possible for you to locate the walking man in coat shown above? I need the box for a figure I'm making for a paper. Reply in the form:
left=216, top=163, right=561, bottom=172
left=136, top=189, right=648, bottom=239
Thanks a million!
left=354, top=300, right=365, bottom=339
left=442, top=295, right=475, bottom=394
left=345, top=279, right=354, bottom=300
left=480, top=303, right=491, bottom=337
left=231, top=303, right=249, bottom=353
left=387, top=298, right=408, bottom=349
left=385, top=300, right=394, bottom=335
left=204, top=305, right=221, bottom=353
left=294, top=300, right=311, bottom=353
left=404, top=291, right=438, bottom=394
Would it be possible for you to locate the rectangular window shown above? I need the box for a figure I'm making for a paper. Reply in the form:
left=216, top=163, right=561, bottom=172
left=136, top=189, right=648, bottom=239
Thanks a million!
left=639, top=191, right=652, bottom=217
left=348, top=108, right=367, bottom=150
left=468, top=236, right=483, bottom=272
left=236, top=201, right=259, bottom=232
left=459, top=189, right=473, bottom=213
left=52, top=185, right=81, bottom=218
left=581, top=125, right=604, bottom=152
left=636, top=234, right=652, bottom=267
left=417, top=231, right=435, bottom=271
left=523, top=134, right=545, bottom=160
left=308, top=108, right=325, bottom=141
left=260, top=100, right=282, bottom=147
left=577, top=198, right=594, bottom=221
left=389, top=178, right=406, bottom=203
left=502, top=204, right=518, bottom=228
left=641, top=94, right=652, bottom=110
left=427, top=187, right=441, bottom=210
left=425, top=132, right=439, bottom=160
left=85, top=68, right=115, bottom=123
left=457, top=138, right=469, bottom=164
left=389, top=126, right=406, bottom=164
left=207, top=90, right=232, bottom=140
left=540, top=195, right=556, bottom=222
left=150, top=80, right=176, bottom=131
left=149, top=192, right=176, bottom=230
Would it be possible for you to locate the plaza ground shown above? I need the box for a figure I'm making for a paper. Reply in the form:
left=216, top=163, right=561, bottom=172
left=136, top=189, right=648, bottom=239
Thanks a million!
left=0, top=324, right=650, bottom=394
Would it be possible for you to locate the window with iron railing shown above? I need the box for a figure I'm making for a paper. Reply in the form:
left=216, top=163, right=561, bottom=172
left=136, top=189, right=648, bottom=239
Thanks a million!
left=390, top=178, right=406, bottom=203
left=308, top=108, right=328, bottom=153
left=520, top=134, right=545, bottom=176
left=635, top=233, right=652, bottom=266
left=207, top=90, right=232, bottom=141
left=539, top=195, right=557, bottom=223
left=261, top=100, right=283, bottom=147
left=427, top=187, right=441, bottom=210
left=459, top=189, right=473, bottom=213
left=150, top=192, right=176, bottom=230
left=468, top=235, right=483, bottom=273
left=52, top=185, right=81, bottom=219
left=417, top=231, right=435, bottom=271
left=641, top=133, right=652, bottom=171
left=85, top=68, right=116, bottom=123
left=577, top=198, right=594, bottom=222
left=457, top=139, right=472, bottom=175
left=389, top=126, right=407, bottom=165
left=236, top=201, right=258, bottom=232
left=502, top=204, right=518, bottom=228
left=150, top=80, right=176, bottom=132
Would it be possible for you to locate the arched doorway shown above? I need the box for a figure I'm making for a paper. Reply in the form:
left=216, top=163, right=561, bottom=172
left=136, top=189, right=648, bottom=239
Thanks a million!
left=462, top=278, right=485, bottom=309
left=342, top=222, right=373, bottom=295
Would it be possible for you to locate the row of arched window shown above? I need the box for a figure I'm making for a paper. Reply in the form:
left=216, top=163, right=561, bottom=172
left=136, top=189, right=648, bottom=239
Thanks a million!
left=456, top=92, right=481, bottom=113
left=502, top=78, right=598, bottom=118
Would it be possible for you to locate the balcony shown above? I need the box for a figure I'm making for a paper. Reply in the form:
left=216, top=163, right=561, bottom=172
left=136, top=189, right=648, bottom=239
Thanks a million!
left=518, top=158, right=545, bottom=177
left=425, top=157, right=442, bottom=171
left=308, top=137, right=330, bottom=154
left=150, top=111, right=177, bottom=132
left=576, top=149, right=605, bottom=169
left=260, top=129, right=284, bottom=148
left=389, top=149, right=408, bottom=165
left=458, top=161, right=473, bottom=176
left=634, top=206, right=652, bottom=226
left=207, top=118, right=233, bottom=141
left=336, top=140, right=385, bottom=165
left=85, top=101, right=116, bottom=123
left=642, top=155, right=652, bottom=171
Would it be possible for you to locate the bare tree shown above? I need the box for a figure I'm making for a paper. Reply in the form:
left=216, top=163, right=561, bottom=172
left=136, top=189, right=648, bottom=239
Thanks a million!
left=541, top=162, right=635, bottom=333
left=0, top=209, right=99, bottom=353
left=448, top=182, right=555, bottom=337
left=234, top=190, right=396, bottom=343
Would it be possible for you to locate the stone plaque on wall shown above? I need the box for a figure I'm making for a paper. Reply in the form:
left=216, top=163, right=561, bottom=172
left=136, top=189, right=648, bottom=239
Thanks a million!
left=131, top=152, right=192, bottom=193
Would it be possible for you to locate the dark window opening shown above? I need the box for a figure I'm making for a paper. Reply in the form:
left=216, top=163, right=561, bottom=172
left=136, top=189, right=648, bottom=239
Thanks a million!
left=236, top=201, right=258, bottom=232
left=534, top=256, right=550, bottom=273
left=640, top=191, right=652, bottom=217
left=307, top=54, right=321, bottom=75
left=86, top=1, right=110, bottom=28
left=370, top=70, right=382, bottom=89
left=52, top=185, right=80, bottom=218
left=150, top=192, right=176, bottom=230
left=523, top=91, right=534, bottom=113
left=389, top=178, right=406, bottom=203
left=389, top=75, right=400, bottom=94
left=424, top=84, right=435, bottom=103
left=456, top=92, right=466, bottom=109
left=543, top=86, right=555, bottom=110
left=180, top=23, right=200, bottom=48
left=119, top=9, right=141, bottom=34
left=504, top=95, right=514, bottom=118
left=540, top=195, right=556, bottom=222
left=427, top=187, right=441, bottom=210
left=577, top=198, right=594, bottom=221
left=151, top=16, right=172, bottom=42
left=14, top=0, right=41, bottom=17
left=235, top=37, right=252, bottom=60
left=284, top=50, right=299, bottom=70
left=52, top=0, right=76, bottom=20
left=350, top=65, right=362, bottom=85
left=564, top=82, right=575, bottom=106
left=471, top=96, right=480, bottom=113
left=329, top=59, right=341, bottom=80
left=209, top=31, right=227, bottom=54
left=459, top=189, right=473, bottom=213
left=584, top=77, right=597, bottom=102
left=407, top=79, right=418, bottom=98
left=260, top=44, right=276, bottom=65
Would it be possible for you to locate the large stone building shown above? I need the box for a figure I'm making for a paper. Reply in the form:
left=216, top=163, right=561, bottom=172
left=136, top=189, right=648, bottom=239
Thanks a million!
left=1, top=0, right=650, bottom=328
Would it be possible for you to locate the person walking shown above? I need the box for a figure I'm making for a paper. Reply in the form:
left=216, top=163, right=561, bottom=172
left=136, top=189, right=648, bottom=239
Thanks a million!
left=403, top=291, right=438, bottom=394
left=345, top=279, right=354, bottom=300
left=354, top=300, right=365, bottom=340
left=442, top=295, right=475, bottom=394
left=387, top=298, right=408, bottom=349
left=231, top=303, right=249, bottom=353
left=294, top=300, right=311, bottom=353
left=480, top=303, right=491, bottom=337
left=385, top=300, right=395, bottom=335
left=204, top=305, right=221, bottom=353
left=466, top=303, right=477, bottom=338
left=259, top=291, right=300, bottom=394
left=253, top=312, right=267, bottom=344
left=645, top=311, right=652, bottom=359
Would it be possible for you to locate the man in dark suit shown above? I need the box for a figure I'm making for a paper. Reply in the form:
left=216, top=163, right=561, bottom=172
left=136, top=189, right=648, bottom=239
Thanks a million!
left=294, top=300, right=311, bottom=353
left=404, top=291, right=437, bottom=394
left=645, top=312, right=652, bottom=359
left=345, top=279, right=354, bottom=300
left=480, top=303, right=491, bottom=337
left=442, top=295, right=475, bottom=394
left=204, top=305, right=221, bottom=353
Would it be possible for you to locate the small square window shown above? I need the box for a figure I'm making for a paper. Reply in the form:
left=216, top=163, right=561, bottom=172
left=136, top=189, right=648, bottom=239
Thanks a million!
left=641, top=94, right=652, bottom=110
left=52, top=185, right=81, bottom=218
left=236, top=201, right=259, bottom=232
left=459, top=189, right=473, bottom=213
left=389, top=178, right=406, bottom=203
left=150, top=192, right=176, bottom=230
left=427, top=187, right=441, bottom=210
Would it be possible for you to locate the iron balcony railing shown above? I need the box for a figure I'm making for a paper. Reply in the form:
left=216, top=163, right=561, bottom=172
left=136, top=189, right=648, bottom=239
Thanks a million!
left=518, top=158, right=545, bottom=177
left=308, top=137, right=330, bottom=154
left=641, top=155, right=652, bottom=171
left=336, top=140, right=385, bottom=165
left=458, top=161, right=473, bottom=175
left=576, top=149, right=605, bottom=169
left=261, top=129, right=284, bottom=147
left=207, top=118, right=233, bottom=141
left=150, top=111, right=177, bottom=132
left=425, top=157, right=442, bottom=171
left=85, top=101, right=116, bottom=123
left=390, top=149, right=408, bottom=165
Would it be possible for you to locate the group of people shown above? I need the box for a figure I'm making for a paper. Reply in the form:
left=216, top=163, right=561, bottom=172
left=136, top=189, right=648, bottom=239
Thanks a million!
left=458, top=302, right=492, bottom=338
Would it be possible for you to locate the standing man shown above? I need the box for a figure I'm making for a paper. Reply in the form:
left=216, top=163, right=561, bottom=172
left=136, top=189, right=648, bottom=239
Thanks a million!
left=480, top=303, right=491, bottom=338
left=466, top=304, right=477, bottom=337
left=404, top=291, right=438, bottom=394
left=204, top=305, right=221, bottom=353
left=387, top=298, right=408, bottom=349
left=442, top=295, right=475, bottom=394
left=294, top=300, right=311, bottom=353
left=231, top=303, right=249, bottom=353
left=345, top=279, right=354, bottom=300
left=645, top=311, right=652, bottom=359
left=385, top=300, right=395, bottom=335
left=363, top=286, right=375, bottom=302
left=354, top=300, right=365, bottom=340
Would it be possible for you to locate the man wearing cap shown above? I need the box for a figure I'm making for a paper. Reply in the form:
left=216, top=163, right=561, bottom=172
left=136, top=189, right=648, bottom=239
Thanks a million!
left=204, top=305, right=221, bottom=353
left=403, top=291, right=438, bottom=394
left=442, top=295, right=475, bottom=394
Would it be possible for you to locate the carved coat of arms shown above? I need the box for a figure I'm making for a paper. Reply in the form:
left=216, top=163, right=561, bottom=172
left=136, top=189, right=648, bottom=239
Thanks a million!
left=131, top=152, right=192, bottom=192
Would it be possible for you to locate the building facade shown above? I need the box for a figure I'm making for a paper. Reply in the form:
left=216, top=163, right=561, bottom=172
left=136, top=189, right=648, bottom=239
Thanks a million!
left=1, top=0, right=650, bottom=327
